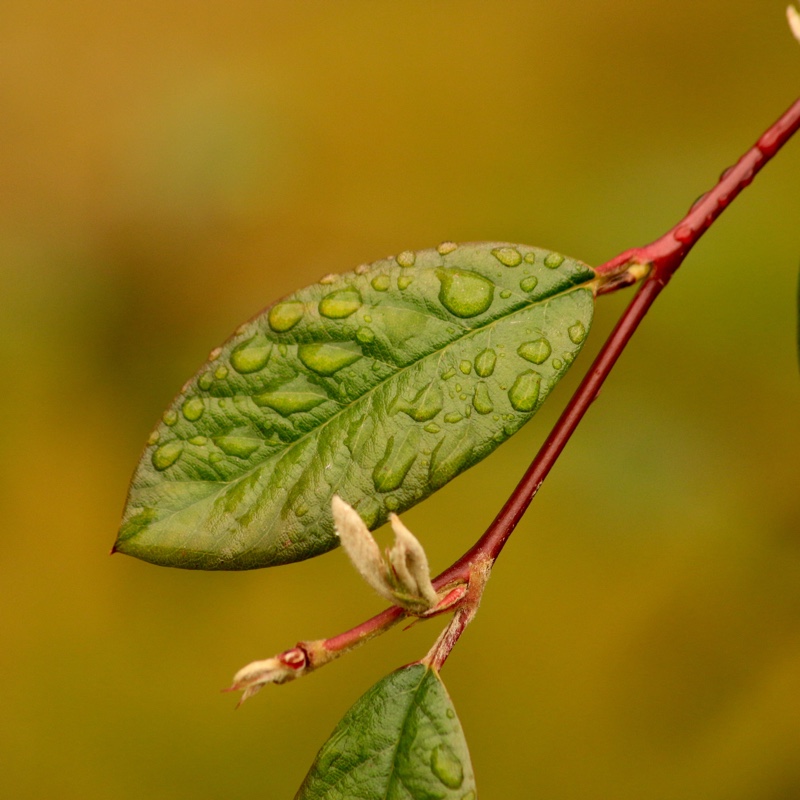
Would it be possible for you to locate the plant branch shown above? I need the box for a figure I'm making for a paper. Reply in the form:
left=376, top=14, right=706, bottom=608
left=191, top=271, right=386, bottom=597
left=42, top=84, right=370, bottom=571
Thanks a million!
left=437, top=93, right=800, bottom=582
left=233, top=94, right=800, bottom=696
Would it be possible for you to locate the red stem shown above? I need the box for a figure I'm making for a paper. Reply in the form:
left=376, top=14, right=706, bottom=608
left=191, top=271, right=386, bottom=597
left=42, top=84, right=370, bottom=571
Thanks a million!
left=316, top=94, right=800, bottom=658
left=442, top=94, right=800, bottom=578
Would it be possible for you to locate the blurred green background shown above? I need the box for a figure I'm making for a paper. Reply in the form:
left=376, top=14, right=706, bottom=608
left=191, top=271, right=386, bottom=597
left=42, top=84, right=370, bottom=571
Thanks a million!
left=2, top=2, right=799, bottom=798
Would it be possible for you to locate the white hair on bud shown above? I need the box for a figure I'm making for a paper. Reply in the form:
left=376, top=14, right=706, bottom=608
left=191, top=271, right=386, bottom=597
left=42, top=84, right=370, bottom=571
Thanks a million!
left=388, top=513, right=439, bottom=609
left=331, top=495, right=395, bottom=603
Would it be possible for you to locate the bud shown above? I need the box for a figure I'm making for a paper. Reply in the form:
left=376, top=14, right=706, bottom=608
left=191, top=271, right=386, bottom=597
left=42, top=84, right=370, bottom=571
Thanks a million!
left=225, top=647, right=308, bottom=707
left=789, top=5, right=800, bottom=43
left=332, top=496, right=438, bottom=614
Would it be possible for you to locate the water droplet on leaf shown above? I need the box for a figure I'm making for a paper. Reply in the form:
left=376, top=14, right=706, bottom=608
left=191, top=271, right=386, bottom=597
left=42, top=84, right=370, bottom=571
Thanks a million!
left=356, top=327, right=375, bottom=344
left=371, top=274, right=390, bottom=292
left=215, top=436, right=260, bottom=459
left=152, top=441, right=183, bottom=471
left=474, top=349, right=496, bottom=377
left=182, top=397, right=205, bottom=421
left=518, top=338, right=551, bottom=365
left=568, top=321, right=586, bottom=344
left=436, top=268, right=494, bottom=318
left=491, top=247, right=522, bottom=267
left=268, top=302, right=304, bottom=332
left=319, top=288, right=362, bottom=319
left=396, top=250, right=416, bottom=267
left=544, top=252, right=565, bottom=269
left=198, top=372, right=214, bottom=390
left=298, top=341, right=362, bottom=376
left=520, top=276, right=538, bottom=292
left=459, top=360, right=472, bottom=375
left=431, top=744, right=464, bottom=789
left=163, top=409, right=178, bottom=426
left=437, top=241, right=458, bottom=255
left=472, top=382, right=494, bottom=414
left=231, top=340, right=272, bottom=374
left=508, top=370, right=541, bottom=412
left=253, top=386, right=327, bottom=416
left=372, top=432, right=420, bottom=492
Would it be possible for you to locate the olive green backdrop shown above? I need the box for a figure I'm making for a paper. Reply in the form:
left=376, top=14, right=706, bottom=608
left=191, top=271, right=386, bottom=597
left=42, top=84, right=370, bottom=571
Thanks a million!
left=2, top=2, right=799, bottom=798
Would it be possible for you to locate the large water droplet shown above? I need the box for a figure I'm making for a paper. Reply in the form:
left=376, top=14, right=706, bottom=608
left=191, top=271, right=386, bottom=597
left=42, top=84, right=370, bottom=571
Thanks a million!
left=544, top=252, right=565, bottom=269
left=437, top=241, right=458, bottom=255
left=568, top=321, right=586, bottom=344
left=189, top=436, right=207, bottom=446
left=397, top=275, right=413, bottom=290
left=231, top=339, right=272, bottom=374
left=474, top=349, right=496, bottom=377
left=152, top=441, right=183, bottom=471
left=373, top=432, right=420, bottom=492
left=298, top=341, right=362, bottom=376
left=508, top=370, right=541, bottom=412
left=459, top=360, right=472, bottom=375
left=253, top=386, right=327, bottom=416
left=319, top=288, right=362, bottom=319
left=444, top=412, right=463, bottom=424
left=268, top=302, right=304, bottom=332
left=430, top=431, right=475, bottom=489
left=472, top=382, right=494, bottom=414
left=182, top=397, right=205, bottom=421
left=215, top=436, right=260, bottom=459
left=518, top=338, right=551, bottom=365
left=491, top=247, right=522, bottom=267
left=394, top=382, right=443, bottom=422
left=436, top=268, right=494, bottom=318
left=431, top=744, right=464, bottom=789
left=371, top=274, right=390, bottom=292
left=396, top=250, right=416, bottom=267
left=520, top=276, right=538, bottom=293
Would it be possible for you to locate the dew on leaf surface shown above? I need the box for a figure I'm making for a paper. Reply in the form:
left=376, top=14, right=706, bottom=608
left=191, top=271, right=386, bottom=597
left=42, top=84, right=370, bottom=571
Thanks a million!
left=318, top=288, right=362, bottom=319
left=268, top=302, right=304, bottom=332
left=231, top=340, right=272, bottom=374
left=508, top=370, right=541, bottom=412
left=152, top=441, right=183, bottom=471
left=430, top=744, right=464, bottom=789
left=298, top=342, right=362, bottom=376
left=436, top=268, right=494, bottom=318
left=474, top=348, right=496, bottom=377
left=518, top=338, right=551, bottom=365
left=491, top=246, right=522, bottom=267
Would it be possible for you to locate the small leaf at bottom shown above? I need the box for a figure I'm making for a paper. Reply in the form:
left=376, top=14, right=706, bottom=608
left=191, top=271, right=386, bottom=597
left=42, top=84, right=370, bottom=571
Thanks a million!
left=296, top=664, right=476, bottom=800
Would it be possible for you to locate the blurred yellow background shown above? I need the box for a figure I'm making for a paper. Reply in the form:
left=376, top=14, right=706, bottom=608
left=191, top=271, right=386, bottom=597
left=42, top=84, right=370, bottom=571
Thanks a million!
left=2, top=2, right=799, bottom=798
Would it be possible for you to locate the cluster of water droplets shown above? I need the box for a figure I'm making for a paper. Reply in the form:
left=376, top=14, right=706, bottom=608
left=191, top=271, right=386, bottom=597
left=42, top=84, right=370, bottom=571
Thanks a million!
left=143, top=241, right=592, bottom=554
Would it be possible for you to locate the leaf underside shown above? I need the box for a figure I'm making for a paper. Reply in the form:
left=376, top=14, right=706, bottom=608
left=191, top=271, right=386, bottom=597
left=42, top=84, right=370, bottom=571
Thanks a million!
left=295, top=664, right=476, bottom=800
left=116, top=242, right=596, bottom=569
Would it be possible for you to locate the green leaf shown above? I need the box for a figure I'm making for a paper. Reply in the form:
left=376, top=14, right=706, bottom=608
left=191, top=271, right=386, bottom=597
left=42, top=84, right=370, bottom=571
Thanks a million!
left=295, top=664, right=476, bottom=800
left=116, top=242, right=595, bottom=568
